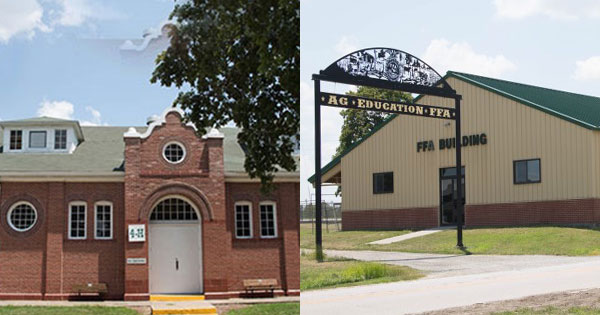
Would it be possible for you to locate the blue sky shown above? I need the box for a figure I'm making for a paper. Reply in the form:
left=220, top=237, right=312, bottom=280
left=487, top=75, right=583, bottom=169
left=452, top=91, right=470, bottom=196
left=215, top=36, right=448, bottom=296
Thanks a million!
left=301, top=0, right=600, bottom=202
left=0, top=0, right=179, bottom=126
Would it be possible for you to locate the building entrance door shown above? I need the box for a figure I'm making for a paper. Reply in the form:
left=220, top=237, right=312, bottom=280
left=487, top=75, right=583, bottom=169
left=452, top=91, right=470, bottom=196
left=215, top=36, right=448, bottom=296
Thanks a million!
left=439, top=167, right=465, bottom=226
left=148, top=197, right=203, bottom=294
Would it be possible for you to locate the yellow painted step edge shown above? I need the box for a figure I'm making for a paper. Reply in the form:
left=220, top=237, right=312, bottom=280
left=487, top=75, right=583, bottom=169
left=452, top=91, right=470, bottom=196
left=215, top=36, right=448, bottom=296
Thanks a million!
left=152, top=308, right=217, bottom=315
left=150, top=295, right=206, bottom=301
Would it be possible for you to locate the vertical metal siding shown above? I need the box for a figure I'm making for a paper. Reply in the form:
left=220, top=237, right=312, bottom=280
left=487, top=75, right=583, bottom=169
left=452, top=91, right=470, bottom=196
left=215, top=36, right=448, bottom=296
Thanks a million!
left=341, top=77, right=597, bottom=211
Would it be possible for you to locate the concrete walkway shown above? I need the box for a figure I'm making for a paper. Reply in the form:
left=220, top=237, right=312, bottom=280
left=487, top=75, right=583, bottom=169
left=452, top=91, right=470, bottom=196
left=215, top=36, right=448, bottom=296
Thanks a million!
left=324, top=249, right=600, bottom=278
left=301, top=259, right=600, bottom=314
left=368, top=226, right=453, bottom=245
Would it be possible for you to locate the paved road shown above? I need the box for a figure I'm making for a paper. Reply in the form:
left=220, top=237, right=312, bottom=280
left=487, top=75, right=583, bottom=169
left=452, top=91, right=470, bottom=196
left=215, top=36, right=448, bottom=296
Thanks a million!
left=301, top=259, right=600, bottom=314
left=324, top=249, right=600, bottom=278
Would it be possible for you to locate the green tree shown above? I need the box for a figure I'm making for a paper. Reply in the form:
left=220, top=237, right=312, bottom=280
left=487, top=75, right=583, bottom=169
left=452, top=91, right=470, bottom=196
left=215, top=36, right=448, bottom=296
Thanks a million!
left=151, top=0, right=299, bottom=192
left=333, top=87, right=412, bottom=195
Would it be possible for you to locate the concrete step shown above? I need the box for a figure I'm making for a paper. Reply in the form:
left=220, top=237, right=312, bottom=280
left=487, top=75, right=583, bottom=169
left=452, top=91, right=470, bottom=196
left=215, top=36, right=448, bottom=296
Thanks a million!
left=150, top=295, right=206, bottom=301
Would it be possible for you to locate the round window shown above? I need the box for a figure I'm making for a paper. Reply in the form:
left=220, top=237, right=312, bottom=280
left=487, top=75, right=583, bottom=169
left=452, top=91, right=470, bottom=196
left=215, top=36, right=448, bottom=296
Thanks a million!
left=163, top=142, right=186, bottom=164
left=7, top=202, right=37, bottom=232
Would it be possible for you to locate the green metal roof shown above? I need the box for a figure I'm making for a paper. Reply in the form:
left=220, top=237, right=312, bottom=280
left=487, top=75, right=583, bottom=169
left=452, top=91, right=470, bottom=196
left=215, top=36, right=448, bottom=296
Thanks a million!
left=308, top=71, right=600, bottom=183
left=0, top=126, right=297, bottom=176
left=450, top=71, right=600, bottom=129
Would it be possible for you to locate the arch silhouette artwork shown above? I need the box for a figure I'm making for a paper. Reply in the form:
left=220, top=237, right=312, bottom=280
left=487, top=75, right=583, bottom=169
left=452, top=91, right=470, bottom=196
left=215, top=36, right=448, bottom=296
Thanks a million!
left=312, top=48, right=465, bottom=257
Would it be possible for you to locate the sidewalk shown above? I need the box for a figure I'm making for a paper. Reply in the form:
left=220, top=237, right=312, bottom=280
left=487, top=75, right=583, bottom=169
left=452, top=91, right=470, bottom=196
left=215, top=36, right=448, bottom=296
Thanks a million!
left=367, top=226, right=453, bottom=245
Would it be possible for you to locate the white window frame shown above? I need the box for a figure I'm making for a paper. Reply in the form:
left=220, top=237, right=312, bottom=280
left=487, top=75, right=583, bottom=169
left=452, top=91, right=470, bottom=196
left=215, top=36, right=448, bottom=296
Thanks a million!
left=9, top=129, right=23, bottom=151
left=259, top=201, right=278, bottom=238
left=94, top=201, right=113, bottom=240
left=68, top=201, right=87, bottom=240
left=234, top=201, right=253, bottom=239
left=7, top=201, right=38, bottom=232
left=54, top=129, right=67, bottom=150
left=162, top=141, right=187, bottom=164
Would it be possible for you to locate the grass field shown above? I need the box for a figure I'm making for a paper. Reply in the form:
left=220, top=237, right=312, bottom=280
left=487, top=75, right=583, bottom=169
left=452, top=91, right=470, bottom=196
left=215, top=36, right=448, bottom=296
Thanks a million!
left=0, top=306, right=138, bottom=315
left=301, top=223, right=600, bottom=256
left=300, top=252, right=423, bottom=290
left=300, top=223, right=411, bottom=250
left=227, top=303, right=299, bottom=315
left=494, top=306, right=600, bottom=314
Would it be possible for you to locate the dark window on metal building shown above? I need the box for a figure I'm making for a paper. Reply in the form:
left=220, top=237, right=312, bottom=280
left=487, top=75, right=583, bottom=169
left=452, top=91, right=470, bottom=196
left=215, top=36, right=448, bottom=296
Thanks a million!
left=514, top=159, right=541, bottom=184
left=373, top=172, right=394, bottom=194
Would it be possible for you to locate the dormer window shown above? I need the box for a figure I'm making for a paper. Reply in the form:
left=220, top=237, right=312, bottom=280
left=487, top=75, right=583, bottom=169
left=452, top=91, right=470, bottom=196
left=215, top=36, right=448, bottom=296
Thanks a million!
left=9, top=130, right=22, bottom=150
left=55, top=129, right=67, bottom=150
left=29, top=131, right=47, bottom=148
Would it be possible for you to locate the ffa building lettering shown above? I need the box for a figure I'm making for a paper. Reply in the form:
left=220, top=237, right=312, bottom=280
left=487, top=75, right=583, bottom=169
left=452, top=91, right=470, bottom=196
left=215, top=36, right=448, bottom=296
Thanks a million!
left=310, top=71, right=600, bottom=230
left=0, top=108, right=299, bottom=300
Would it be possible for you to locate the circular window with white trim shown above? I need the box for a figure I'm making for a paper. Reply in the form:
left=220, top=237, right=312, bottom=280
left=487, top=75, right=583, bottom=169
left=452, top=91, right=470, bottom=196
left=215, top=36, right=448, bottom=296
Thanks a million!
left=162, top=141, right=186, bottom=164
left=7, top=202, right=38, bottom=232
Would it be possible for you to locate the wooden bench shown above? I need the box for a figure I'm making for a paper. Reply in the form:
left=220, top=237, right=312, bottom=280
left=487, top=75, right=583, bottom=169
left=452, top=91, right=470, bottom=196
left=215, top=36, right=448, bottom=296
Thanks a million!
left=243, top=279, right=278, bottom=294
left=72, top=283, right=108, bottom=299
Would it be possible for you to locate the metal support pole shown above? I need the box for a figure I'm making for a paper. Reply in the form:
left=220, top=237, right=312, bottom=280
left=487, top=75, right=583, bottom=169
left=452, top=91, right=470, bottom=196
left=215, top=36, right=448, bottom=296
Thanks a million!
left=314, top=78, right=324, bottom=261
left=455, top=97, right=464, bottom=248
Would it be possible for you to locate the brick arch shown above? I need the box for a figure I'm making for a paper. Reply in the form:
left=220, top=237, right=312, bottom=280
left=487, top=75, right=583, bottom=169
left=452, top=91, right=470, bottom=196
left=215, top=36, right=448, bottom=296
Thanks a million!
left=139, top=183, right=214, bottom=221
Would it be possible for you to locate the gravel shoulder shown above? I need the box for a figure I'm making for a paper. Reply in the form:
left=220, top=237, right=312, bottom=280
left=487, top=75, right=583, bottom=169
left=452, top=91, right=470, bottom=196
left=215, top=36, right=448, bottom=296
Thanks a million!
left=419, top=288, right=600, bottom=315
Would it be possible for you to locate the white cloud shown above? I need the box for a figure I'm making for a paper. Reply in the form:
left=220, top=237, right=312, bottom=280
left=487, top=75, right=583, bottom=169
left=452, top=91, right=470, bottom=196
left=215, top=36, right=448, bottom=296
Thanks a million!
left=0, top=0, right=50, bottom=43
left=36, top=100, right=107, bottom=125
left=422, top=39, right=516, bottom=77
left=574, top=56, right=600, bottom=81
left=494, top=0, right=600, bottom=20
left=37, top=100, right=74, bottom=119
left=334, top=35, right=359, bottom=56
left=54, top=0, right=124, bottom=27
left=80, top=105, right=105, bottom=126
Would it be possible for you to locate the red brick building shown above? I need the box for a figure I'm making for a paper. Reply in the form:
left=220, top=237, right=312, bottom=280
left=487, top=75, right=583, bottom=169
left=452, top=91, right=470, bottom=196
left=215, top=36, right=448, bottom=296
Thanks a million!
left=0, top=108, right=299, bottom=300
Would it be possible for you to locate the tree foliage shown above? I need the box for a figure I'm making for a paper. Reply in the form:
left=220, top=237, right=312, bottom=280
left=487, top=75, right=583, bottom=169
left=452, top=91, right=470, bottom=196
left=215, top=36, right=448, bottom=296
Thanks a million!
left=151, top=0, right=299, bottom=192
left=333, top=87, right=412, bottom=195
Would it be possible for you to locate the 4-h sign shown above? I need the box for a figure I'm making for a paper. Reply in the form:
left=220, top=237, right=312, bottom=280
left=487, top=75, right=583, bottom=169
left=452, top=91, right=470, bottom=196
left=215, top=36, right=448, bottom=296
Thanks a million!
left=128, top=224, right=146, bottom=242
left=312, top=48, right=466, bottom=257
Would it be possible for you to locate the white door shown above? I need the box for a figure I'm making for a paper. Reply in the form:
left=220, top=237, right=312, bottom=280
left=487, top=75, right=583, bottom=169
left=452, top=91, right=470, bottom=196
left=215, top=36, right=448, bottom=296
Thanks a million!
left=149, top=223, right=202, bottom=293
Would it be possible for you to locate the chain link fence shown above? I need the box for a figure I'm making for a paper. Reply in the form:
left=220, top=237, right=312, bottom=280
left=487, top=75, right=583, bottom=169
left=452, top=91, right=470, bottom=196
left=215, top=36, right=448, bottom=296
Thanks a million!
left=300, top=200, right=341, bottom=232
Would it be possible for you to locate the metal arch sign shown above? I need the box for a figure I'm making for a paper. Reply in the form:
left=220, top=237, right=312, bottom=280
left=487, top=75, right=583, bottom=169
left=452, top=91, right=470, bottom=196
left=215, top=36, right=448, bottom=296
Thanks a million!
left=318, top=47, right=456, bottom=97
left=312, top=47, right=466, bottom=259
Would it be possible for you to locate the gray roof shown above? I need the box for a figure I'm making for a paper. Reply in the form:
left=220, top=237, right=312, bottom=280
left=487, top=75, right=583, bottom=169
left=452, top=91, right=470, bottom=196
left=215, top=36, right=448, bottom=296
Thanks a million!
left=0, top=126, right=298, bottom=176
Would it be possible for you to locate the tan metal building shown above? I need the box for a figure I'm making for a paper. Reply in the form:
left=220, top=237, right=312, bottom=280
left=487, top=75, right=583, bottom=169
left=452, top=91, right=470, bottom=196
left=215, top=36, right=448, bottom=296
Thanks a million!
left=310, top=71, right=600, bottom=229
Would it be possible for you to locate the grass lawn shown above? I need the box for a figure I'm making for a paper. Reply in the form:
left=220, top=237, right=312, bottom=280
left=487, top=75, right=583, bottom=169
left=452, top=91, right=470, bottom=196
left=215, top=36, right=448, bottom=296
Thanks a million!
left=0, top=306, right=138, bottom=315
left=494, top=306, right=600, bottom=314
left=300, top=252, right=423, bottom=290
left=226, top=303, right=299, bottom=315
left=375, top=226, right=600, bottom=256
left=301, top=223, right=600, bottom=256
left=300, top=223, right=411, bottom=250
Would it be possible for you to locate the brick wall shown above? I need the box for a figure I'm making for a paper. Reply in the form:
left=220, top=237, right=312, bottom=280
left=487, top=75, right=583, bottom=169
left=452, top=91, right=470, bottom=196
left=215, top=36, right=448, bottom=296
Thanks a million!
left=342, top=208, right=438, bottom=230
left=224, top=182, right=300, bottom=297
left=0, top=182, right=125, bottom=300
left=466, top=199, right=600, bottom=226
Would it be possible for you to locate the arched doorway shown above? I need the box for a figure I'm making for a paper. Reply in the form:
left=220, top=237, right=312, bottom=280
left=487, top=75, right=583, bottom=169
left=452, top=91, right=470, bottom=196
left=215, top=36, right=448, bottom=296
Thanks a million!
left=148, top=196, right=203, bottom=294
